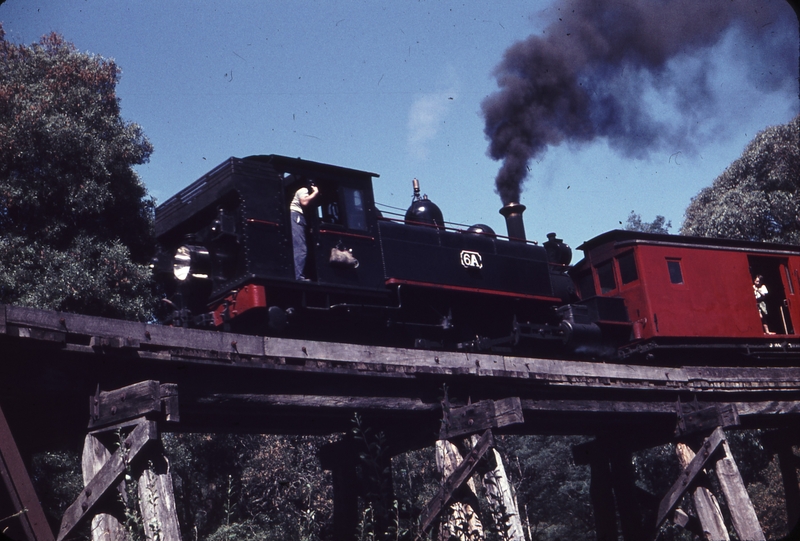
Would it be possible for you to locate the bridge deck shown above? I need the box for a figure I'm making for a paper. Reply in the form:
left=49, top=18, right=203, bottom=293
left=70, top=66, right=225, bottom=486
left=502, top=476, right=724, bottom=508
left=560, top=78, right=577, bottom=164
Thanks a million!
left=2, top=304, right=800, bottom=451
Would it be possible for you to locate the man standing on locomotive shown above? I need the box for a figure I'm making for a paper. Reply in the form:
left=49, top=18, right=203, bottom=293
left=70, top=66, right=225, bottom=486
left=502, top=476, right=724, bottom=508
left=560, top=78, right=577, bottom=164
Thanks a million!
left=290, top=181, right=319, bottom=281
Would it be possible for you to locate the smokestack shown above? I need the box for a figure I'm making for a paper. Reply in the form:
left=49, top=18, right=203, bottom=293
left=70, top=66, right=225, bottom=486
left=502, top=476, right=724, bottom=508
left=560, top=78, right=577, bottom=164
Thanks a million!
left=499, top=203, right=526, bottom=242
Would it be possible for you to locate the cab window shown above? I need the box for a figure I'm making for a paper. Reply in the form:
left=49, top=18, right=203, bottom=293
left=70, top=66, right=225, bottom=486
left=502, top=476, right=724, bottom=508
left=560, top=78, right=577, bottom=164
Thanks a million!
left=596, top=261, right=616, bottom=293
left=617, top=251, right=638, bottom=285
left=342, top=187, right=367, bottom=231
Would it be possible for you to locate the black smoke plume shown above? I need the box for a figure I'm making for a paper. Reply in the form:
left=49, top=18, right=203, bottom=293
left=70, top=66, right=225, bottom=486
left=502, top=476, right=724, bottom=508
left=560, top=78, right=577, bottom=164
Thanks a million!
left=482, top=0, right=798, bottom=205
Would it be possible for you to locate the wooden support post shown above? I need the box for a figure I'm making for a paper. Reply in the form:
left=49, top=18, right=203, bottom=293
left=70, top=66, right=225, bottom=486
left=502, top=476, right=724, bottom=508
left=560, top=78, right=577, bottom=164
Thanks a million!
left=588, top=455, right=618, bottom=541
left=715, top=438, right=765, bottom=541
left=481, top=448, right=524, bottom=541
left=609, top=452, right=645, bottom=541
left=675, top=442, right=728, bottom=541
left=774, top=439, right=800, bottom=531
left=81, top=434, right=129, bottom=541
left=319, top=440, right=359, bottom=541
left=0, top=403, right=55, bottom=541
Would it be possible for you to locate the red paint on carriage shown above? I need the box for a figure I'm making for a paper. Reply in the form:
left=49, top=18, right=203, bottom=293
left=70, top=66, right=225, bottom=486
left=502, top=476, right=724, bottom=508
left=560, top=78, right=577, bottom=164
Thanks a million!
left=572, top=230, right=800, bottom=342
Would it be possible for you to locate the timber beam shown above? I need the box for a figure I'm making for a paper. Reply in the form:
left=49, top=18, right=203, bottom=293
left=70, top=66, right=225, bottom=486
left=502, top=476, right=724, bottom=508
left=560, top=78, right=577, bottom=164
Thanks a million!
left=89, top=380, right=179, bottom=431
left=439, top=397, right=524, bottom=440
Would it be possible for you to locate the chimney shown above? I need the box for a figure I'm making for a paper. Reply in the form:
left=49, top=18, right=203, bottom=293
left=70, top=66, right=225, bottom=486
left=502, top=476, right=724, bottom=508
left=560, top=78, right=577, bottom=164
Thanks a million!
left=499, top=203, right=527, bottom=242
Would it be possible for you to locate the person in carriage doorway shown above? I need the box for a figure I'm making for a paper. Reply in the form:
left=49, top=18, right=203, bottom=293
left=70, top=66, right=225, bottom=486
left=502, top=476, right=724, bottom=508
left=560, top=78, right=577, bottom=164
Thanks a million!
left=753, top=275, right=775, bottom=334
left=290, top=180, right=319, bottom=281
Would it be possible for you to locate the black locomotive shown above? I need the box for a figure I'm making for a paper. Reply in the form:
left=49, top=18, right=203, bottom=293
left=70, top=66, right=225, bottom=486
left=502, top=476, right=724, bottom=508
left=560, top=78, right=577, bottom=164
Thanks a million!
left=154, top=155, right=627, bottom=356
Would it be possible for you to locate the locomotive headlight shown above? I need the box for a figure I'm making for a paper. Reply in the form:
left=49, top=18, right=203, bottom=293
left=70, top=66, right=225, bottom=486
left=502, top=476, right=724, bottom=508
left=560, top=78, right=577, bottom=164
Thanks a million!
left=173, top=245, right=211, bottom=281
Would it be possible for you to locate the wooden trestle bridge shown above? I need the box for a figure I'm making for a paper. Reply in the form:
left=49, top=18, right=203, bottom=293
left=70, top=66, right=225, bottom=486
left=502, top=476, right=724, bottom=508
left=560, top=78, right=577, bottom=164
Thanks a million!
left=2, top=303, right=800, bottom=541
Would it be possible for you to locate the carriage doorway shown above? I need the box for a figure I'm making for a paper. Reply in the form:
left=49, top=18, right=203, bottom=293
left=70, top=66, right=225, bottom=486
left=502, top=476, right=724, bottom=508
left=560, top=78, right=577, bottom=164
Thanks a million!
left=748, top=256, right=795, bottom=335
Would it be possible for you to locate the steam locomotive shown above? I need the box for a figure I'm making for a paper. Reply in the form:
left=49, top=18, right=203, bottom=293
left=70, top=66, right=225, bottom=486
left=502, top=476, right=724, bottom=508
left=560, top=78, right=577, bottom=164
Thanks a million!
left=154, top=154, right=800, bottom=362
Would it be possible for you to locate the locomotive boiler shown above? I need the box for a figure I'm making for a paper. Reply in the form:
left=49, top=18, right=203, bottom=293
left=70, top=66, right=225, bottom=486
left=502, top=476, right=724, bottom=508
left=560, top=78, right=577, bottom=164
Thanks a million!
left=154, top=154, right=800, bottom=362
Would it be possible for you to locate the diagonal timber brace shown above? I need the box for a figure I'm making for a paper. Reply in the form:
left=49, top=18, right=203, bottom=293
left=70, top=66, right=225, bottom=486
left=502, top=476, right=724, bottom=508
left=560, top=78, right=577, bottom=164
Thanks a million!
left=0, top=403, right=55, bottom=541
left=420, top=429, right=494, bottom=533
left=57, top=419, right=157, bottom=541
left=655, top=426, right=765, bottom=541
left=655, top=426, right=726, bottom=532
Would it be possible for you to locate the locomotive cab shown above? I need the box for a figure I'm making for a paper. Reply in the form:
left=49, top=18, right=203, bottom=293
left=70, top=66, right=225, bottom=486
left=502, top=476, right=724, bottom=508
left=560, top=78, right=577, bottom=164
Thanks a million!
left=155, top=155, right=385, bottom=331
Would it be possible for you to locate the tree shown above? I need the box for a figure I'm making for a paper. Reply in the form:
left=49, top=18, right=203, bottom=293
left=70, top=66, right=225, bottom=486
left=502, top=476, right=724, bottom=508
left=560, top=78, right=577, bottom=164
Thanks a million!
left=0, top=26, right=156, bottom=320
left=624, top=212, right=672, bottom=234
left=681, top=114, right=800, bottom=243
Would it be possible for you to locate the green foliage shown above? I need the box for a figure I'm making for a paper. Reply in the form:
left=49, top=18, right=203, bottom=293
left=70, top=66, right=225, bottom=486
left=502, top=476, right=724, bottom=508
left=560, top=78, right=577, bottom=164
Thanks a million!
left=0, top=25, right=156, bottom=320
left=681, top=114, right=800, bottom=243
left=164, top=433, right=334, bottom=541
left=497, top=435, right=594, bottom=541
left=30, top=449, right=84, bottom=531
left=624, top=211, right=672, bottom=234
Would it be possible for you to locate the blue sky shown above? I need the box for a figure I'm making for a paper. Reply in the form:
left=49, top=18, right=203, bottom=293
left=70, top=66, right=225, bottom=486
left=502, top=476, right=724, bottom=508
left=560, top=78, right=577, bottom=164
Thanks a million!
left=2, top=0, right=798, bottom=250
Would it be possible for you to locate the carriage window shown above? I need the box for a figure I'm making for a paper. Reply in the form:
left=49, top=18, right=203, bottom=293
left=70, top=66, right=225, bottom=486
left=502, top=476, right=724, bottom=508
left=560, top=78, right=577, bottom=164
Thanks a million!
left=667, top=259, right=683, bottom=284
left=617, top=251, right=638, bottom=285
left=342, top=187, right=367, bottom=230
left=596, top=261, right=616, bottom=293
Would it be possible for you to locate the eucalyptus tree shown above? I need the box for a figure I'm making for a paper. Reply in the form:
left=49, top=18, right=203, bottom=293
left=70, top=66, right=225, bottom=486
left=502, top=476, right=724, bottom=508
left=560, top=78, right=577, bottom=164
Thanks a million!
left=681, top=114, right=800, bottom=243
left=0, top=26, right=156, bottom=319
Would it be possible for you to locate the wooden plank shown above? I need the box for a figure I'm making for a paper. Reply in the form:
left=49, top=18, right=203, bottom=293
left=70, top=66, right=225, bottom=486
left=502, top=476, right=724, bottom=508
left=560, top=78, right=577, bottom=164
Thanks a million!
left=197, top=393, right=435, bottom=411
left=82, top=434, right=129, bottom=541
left=655, top=427, right=726, bottom=531
left=88, top=381, right=179, bottom=430
left=0, top=403, right=55, bottom=541
left=715, top=438, right=765, bottom=541
left=6, top=325, right=66, bottom=345
left=89, top=381, right=161, bottom=428
left=57, top=421, right=157, bottom=541
left=420, top=429, right=494, bottom=533
left=176, top=393, right=800, bottom=424
left=9, top=304, right=800, bottom=397
left=440, top=398, right=523, bottom=440
left=675, top=442, right=728, bottom=541
left=676, top=404, right=740, bottom=437
left=2, top=305, right=265, bottom=356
